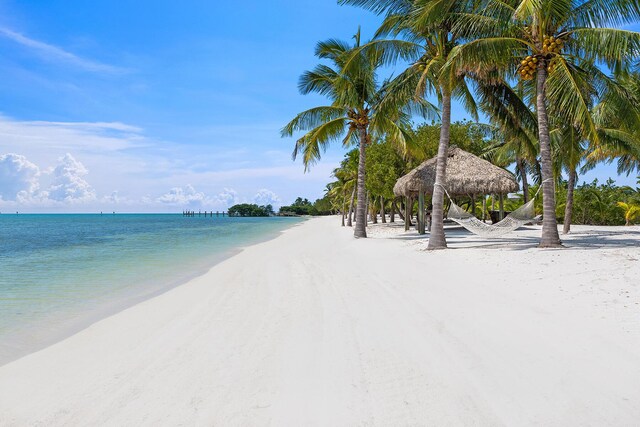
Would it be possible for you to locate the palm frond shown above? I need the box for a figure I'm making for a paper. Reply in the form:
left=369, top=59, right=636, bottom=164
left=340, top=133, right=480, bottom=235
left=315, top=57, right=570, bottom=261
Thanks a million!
left=281, top=106, right=347, bottom=136
left=291, top=117, right=349, bottom=170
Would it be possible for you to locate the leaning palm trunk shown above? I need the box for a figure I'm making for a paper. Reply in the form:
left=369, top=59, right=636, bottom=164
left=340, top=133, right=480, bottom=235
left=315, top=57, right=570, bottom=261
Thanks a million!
left=354, top=127, right=368, bottom=237
left=517, top=158, right=530, bottom=203
left=395, top=199, right=404, bottom=221
left=390, top=198, right=395, bottom=222
left=536, top=68, right=562, bottom=247
left=563, top=169, right=577, bottom=234
left=341, top=188, right=346, bottom=227
left=369, top=192, right=378, bottom=224
left=427, top=90, right=452, bottom=250
left=347, top=184, right=356, bottom=226
left=380, top=196, right=386, bottom=223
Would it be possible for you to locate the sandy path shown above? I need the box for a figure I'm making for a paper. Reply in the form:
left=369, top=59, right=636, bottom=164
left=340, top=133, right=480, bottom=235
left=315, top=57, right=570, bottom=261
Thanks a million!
left=0, top=217, right=639, bottom=426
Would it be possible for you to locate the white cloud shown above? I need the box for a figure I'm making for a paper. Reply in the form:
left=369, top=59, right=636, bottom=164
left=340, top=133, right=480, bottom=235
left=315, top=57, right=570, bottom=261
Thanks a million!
left=0, top=114, right=144, bottom=154
left=214, top=188, right=240, bottom=207
left=253, top=188, right=281, bottom=207
left=157, top=184, right=207, bottom=206
left=47, top=153, right=96, bottom=203
left=0, top=153, right=41, bottom=201
left=0, top=26, right=127, bottom=74
left=103, top=190, right=120, bottom=204
left=0, top=115, right=336, bottom=211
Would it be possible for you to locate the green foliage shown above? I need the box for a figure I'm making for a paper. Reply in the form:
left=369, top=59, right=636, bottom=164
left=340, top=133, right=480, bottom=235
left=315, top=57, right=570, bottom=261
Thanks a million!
left=228, top=204, right=274, bottom=217
left=365, top=139, right=404, bottom=200
left=279, top=196, right=333, bottom=216
left=312, top=195, right=334, bottom=215
left=279, top=197, right=313, bottom=215
left=554, top=178, right=640, bottom=225
left=411, top=120, right=495, bottom=163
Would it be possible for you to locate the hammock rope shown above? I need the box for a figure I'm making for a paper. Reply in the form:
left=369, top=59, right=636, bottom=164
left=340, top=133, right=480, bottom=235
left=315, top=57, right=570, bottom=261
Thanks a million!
left=434, top=180, right=549, bottom=238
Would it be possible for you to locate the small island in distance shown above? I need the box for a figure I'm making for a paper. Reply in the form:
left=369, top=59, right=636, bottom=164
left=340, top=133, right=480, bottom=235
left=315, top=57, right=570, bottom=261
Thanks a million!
left=228, top=196, right=332, bottom=217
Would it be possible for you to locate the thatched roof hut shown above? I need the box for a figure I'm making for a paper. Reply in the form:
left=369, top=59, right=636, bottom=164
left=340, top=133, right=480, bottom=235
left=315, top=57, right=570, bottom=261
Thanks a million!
left=393, top=147, right=519, bottom=197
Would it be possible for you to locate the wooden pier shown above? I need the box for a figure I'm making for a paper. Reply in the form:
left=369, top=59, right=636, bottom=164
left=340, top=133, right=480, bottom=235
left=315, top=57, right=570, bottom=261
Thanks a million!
left=182, top=210, right=227, bottom=217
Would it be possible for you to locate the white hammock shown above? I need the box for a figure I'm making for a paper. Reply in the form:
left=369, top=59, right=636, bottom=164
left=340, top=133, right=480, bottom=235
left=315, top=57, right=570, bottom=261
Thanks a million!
left=447, top=199, right=538, bottom=237
left=437, top=182, right=546, bottom=238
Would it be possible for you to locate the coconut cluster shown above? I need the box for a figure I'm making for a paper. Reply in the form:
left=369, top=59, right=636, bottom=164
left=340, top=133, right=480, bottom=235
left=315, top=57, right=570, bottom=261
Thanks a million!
left=543, top=36, right=563, bottom=73
left=542, top=35, right=564, bottom=54
left=518, top=55, right=538, bottom=81
left=518, top=35, right=565, bottom=80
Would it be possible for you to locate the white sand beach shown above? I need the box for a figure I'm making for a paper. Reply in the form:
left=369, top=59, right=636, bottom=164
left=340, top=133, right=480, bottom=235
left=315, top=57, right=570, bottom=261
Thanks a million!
left=1, top=216, right=639, bottom=426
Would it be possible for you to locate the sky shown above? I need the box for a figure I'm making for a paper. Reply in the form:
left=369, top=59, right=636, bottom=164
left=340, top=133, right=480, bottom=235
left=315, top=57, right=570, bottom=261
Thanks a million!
left=0, top=1, right=637, bottom=213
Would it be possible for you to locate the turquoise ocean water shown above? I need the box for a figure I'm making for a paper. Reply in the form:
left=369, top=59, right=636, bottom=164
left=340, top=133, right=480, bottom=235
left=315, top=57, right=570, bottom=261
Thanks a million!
left=0, top=214, right=303, bottom=364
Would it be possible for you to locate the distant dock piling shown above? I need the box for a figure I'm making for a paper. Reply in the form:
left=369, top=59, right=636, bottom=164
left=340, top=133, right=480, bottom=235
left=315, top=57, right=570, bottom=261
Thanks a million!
left=182, top=210, right=226, bottom=217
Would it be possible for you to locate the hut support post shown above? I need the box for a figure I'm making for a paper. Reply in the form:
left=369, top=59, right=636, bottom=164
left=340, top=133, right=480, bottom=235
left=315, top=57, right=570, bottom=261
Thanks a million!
left=418, top=192, right=425, bottom=234
left=404, top=197, right=410, bottom=231
left=499, top=194, right=505, bottom=220
left=482, top=197, right=487, bottom=222
left=470, top=194, right=475, bottom=216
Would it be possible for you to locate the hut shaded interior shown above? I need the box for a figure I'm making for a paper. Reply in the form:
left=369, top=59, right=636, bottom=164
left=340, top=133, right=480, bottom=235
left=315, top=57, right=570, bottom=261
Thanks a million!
left=393, top=147, right=520, bottom=233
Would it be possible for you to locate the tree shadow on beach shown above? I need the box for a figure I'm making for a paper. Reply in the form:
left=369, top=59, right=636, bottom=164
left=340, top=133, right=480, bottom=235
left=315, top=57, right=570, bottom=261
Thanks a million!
left=382, top=225, right=640, bottom=250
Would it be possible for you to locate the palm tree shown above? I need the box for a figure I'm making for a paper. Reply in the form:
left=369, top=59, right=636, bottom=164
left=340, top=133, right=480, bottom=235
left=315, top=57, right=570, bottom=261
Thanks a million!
left=448, top=0, right=640, bottom=247
left=330, top=152, right=358, bottom=226
left=616, top=202, right=640, bottom=226
left=585, top=71, right=640, bottom=177
left=282, top=29, right=416, bottom=238
left=478, top=80, right=539, bottom=203
left=550, top=125, right=587, bottom=234
left=561, top=71, right=640, bottom=233
left=340, top=0, right=480, bottom=249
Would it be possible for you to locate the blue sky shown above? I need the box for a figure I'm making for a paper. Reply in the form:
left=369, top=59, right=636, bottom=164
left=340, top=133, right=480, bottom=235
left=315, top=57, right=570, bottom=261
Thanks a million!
left=0, top=1, right=637, bottom=212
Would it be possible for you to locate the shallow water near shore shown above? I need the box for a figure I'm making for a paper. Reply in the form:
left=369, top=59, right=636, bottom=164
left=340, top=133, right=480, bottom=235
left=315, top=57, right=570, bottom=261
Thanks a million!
left=0, top=214, right=303, bottom=364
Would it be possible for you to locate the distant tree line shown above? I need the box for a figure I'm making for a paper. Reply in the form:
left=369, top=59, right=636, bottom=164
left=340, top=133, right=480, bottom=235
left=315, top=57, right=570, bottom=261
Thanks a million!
left=227, top=198, right=334, bottom=217
left=278, top=197, right=332, bottom=216
left=228, top=204, right=274, bottom=217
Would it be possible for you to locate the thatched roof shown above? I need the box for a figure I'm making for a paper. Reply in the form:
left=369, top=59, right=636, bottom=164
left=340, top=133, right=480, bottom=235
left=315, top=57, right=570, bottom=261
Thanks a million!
left=393, top=147, right=519, bottom=197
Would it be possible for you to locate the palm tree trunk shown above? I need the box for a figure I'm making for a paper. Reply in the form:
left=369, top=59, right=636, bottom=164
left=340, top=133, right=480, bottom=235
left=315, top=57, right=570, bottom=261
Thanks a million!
left=563, top=169, right=577, bottom=234
left=536, top=67, right=562, bottom=247
left=347, top=184, right=356, bottom=227
left=369, top=192, right=377, bottom=224
left=390, top=198, right=395, bottom=222
left=395, top=199, right=404, bottom=221
left=341, top=188, right=346, bottom=226
left=380, top=196, right=386, bottom=223
left=354, top=126, right=368, bottom=237
left=517, top=157, right=530, bottom=203
left=427, top=89, right=451, bottom=250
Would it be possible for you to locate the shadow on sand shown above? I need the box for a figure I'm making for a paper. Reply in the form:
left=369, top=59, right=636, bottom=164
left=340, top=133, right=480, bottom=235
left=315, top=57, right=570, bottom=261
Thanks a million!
left=380, top=224, right=640, bottom=251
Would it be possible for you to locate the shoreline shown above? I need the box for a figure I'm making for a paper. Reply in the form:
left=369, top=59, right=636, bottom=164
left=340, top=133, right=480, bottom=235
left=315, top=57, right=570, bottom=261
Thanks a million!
left=1, top=217, right=639, bottom=426
left=0, top=217, right=305, bottom=367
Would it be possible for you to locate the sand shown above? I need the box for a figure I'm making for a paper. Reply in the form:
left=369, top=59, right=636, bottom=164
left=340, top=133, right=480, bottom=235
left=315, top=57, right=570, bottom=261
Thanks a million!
left=0, top=217, right=639, bottom=426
